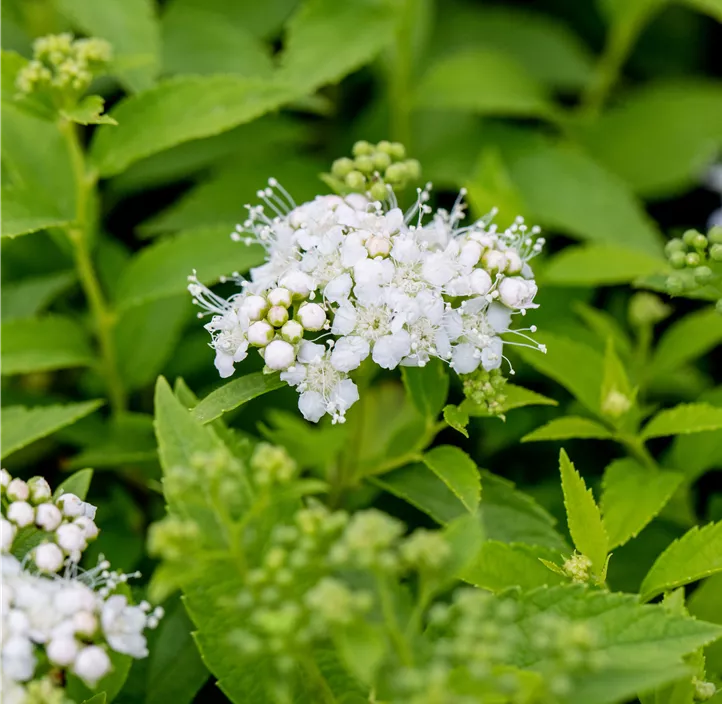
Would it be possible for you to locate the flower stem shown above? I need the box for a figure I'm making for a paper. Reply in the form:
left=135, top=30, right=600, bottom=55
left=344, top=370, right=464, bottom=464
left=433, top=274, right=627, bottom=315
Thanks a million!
left=59, top=118, right=127, bottom=414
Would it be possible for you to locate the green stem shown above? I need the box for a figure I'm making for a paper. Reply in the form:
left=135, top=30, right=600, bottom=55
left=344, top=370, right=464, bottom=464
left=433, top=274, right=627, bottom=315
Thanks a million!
left=387, top=0, right=414, bottom=147
left=376, top=572, right=414, bottom=667
left=59, top=118, right=126, bottom=414
left=618, top=433, right=658, bottom=471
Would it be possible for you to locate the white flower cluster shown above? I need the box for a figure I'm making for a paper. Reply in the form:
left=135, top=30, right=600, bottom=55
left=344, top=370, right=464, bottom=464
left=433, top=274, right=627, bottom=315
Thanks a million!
left=1, top=470, right=162, bottom=703
left=189, top=175, right=544, bottom=424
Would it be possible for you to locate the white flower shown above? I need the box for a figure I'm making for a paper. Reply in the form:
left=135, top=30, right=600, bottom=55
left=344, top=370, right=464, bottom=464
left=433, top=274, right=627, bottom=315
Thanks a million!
left=248, top=320, right=274, bottom=347
left=324, top=273, right=353, bottom=302
left=240, top=295, right=268, bottom=321
left=330, top=336, right=370, bottom=372
left=498, top=277, right=538, bottom=309
left=73, top=645, right=111, bottom=686
left=451, top=343, right=481, bottom=374
left=298, top=391, right=326, bottom=423
left=264, top=340, right=296, bottom=371
left=56, top=494, right=86, bottom=518
left=279, top=270, right=314, bottom=298
left=372, top=330, right=411, bottom=370
left=56, top=524, right=86, bottom=553
left=47, top=636, right=79, bottom=666
left=7, top=502, right=34, bottom=528
left=101, top=595, right=149, bottom=658
left=34, top=543, right=64, bottom=573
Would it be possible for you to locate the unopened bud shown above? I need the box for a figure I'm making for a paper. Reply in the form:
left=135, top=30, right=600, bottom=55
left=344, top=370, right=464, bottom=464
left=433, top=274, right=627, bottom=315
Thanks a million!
left=331, top=157, right=354, bottom=178
left=268, top=306, right=289, bottom=327
left=268, top=288, right=292, bottom=308
left=345, top=170, right=365, bottom=190
left=281, top=320, right=304, bottom=343
left=248, top=321, right=274, bottom=347
left=264, top=340, right=296, bottom=371
left=352, top=140, right=374, bottom=157
left=355, top=155, right=374, bottom=174
left=366, top=235, right=391, bottom=258
left=297, top=303, right=326, bottom=331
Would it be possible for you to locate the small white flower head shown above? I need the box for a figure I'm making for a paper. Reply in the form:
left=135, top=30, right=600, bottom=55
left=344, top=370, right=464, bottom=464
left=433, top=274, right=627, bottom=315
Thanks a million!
left=330, top=336, right=370, bottom=373
left=56, top=523, right=87, bottom=553
left=35, top=503, right=62, bottom=532
left=47, top=637, right=79, bottom=666
left=297, top=303, right=327, bottom=332
left=34, top=543, right=65, bottom=573
left=279, top=270, right=314, bottom=298
left=268, top=287, right=292, bottom=308
left=7, top=479, right=29, bottom=502
left=27, top=477, right=52, bottom=503
left=264, top=340, right=296, bottom=371
left=280, top=320, right=304, bottom=343
left=73, top=645, right=111, bottom=686
left=1, top=518, right=17, bottom=551
left=247, top=320, right=274, bottom=347
left=7, top=501, right=35, bottom=528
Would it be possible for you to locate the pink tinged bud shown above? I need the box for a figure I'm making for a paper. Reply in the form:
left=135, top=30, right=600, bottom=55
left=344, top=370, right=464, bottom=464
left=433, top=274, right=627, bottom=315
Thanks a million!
left=248, top=321, right=274, bottom=347
left=279, top=271, right=314, bottom=298
left=366, top=236, right=391, bottom=258
left=264, top=340, right=296, bottom=370
left=74, top=516, right=99, bottom=540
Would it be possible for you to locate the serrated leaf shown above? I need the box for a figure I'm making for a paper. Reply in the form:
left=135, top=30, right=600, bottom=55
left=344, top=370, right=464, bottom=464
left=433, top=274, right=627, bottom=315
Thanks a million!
left=559, top=449, right=608, bottom=573
left=516, top=331, right=604, bottom=414
left=461, top=541, right=565, bottom=592
left=1, top=315, right=95, bottom=374
left=333, top=621, right=386, bottom=687
left=649, top=307, right=722, bottom=378
left=422, top=445, right=481, bottom=513
left=601, top=459, right=683, bottom=549
left=522, top=416, right=613, bottom=442
left=462, top=383, right=558, bottom=417
left=115, top=227, right=264, bottom=309
left=145, top=598, right=208, bottom=704
left=278, top=0, right=398, bottom=91
left=641, top=403, right=722, bottom=440
left=641, top=522, right=722, bottom=602
left=90, top=76, right=294, bottom=177
left=416, top=49, right=555, bottom=119
left=401, top=359, right=449, bottom=421
left=579, top=80, right=722, bottom=198
left=542, top=244, right=664, bottom=286
left=574, top=302, right=633, bottom=357
left=1, top=401, right=103, bottom=459
left=192, top=372, right=285, bottom=424
left=82, top=694, right=106, bottom=704
left=57, top=0, right=160, bottom=93
left=54, top=469, right=94, bottom=501
left=442, top=404, right=469, bottom=437
left=1, top=271, right=75, bottom=320
left=61, top=95, right=117, bottom=125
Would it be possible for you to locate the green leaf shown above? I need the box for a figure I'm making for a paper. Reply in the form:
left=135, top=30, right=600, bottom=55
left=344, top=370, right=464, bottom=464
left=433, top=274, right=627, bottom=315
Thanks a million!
left=579, top=80, right=722, bottom=198
left=278, top=0, right=398, bottom=91
left=192, top=372, right=285, bottom=424
left=442, top=404, right=469, bottom=437
left=401, top=359, right=449, bottom=421
left=54, top=468, right=94, bottom=501
left=461, top=541, right=565, bottom=592
left=515, top=331, right=604, bottom=414
left=574, top=302, right=633, bottom=358
left=333, top=622, right=386, bottom=687
left=670, top=388, right=722, bottom=480
left=161, top=0, right=273, bottom=77
left=1, top=401, right=103, bottom=459
left=522, top=416, right=614, bottom=442
left=415, top=49, right=555, bottom=119
left=61, top=95, right=117, bottom=125
left=145, top=598, right=209, bottom=704
left=1, top=185, right=71, bottom=238
left=56, top=0, right=160, bottom=93
left=114, top=227, right=264, bottom=309
left=641, top=403, right=722, bottom=440
left=601, top=459, right=684, bottom=549
left=82, top=695, right=106, bottom=704
left=1, top=315, right=95, bottom=374
left=649, top=307, right=722, bottom=378
left=90, top=76, right=294, bottom=177
left=442, top=512, right=486, bottom=582
left=559, top=449, right=609, bottom=573
left=479, top=471, right=569, bottom=551
left=542, top=244, right=665, bottom=286
left=422, top=445, right=481, bottom=513
left=1, top=271, right=75, bottom=320
left=462, top=383, right=558, bottom=416
left=114, top=296, right=191, bottom=390
left=641, top=522, right=722, bottom=602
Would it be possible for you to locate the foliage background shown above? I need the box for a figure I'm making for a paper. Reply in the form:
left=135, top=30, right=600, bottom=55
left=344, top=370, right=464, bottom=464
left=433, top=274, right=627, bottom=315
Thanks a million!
left=2, top=0, right=722, bottom=702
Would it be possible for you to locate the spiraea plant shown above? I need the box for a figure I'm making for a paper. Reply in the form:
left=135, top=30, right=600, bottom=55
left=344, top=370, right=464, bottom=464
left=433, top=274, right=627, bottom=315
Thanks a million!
left=2, top=1, right=722, bottom=703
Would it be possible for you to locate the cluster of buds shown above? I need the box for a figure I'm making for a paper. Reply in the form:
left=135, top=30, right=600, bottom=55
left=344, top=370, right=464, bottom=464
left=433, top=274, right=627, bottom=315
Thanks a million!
left=324, top=140, right=421, bottom=198
left=665, top=226, right=722, bottom=312
left=16, top=33, right=112, bottom=98
left=461, top=367, right=508, bottom=415
left=1, top=470, right=161, bottom=702
left=1, top=470, right=98, bottom=572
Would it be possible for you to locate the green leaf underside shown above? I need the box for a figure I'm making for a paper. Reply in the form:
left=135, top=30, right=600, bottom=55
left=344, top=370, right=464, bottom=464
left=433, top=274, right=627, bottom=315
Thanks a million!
left=641, top=522, right=722, bottom=602
left=601, top=459, right=683, bottom=550
left=641, top=403, right=722, bottom=439
left=422, top=445, right=481, bottom=512
left=559, top=449, right=608, bottom=573
left=523, top=416, right=613, bottom=442
left=1, top=401, right=104, bottom=459
left=192, top=372, right=285, bottom=424
left=401, top=360, right=449, bottom=421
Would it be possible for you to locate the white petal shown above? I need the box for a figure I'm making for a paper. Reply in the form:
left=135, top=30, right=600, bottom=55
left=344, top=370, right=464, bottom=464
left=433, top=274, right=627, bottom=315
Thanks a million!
left=298, top=391, right=326, bottom=423
left=481, top=337, right=504, bottom=371
left=372, top=330, right=411, bottom=370
left=451, top=343, right=480, bottom=374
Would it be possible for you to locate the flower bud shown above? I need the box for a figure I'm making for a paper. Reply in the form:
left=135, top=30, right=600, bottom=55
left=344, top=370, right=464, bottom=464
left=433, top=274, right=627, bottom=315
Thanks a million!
left=405, top=158, right=421, bottom=180
left=384, top=162, right=407, bottom=185
left=482, top=249, right=507, bottom=274
left=369, top=181, right=389, bottom=201
left=504, top=250, right=523, bottom=274
left=56, top=523, right=86, bottom=553
left=73, top=611, right=98, bottom=637
left=279, top=271, right=314, bottom=298
left=694, top=266, right=714, bottom=284
left=352, top=140, right=374, bottom=157
left=666, top=275, right=686, bottom=295
left=47, top=637, right=79, bottom=666
left=73, top=646, right=111, bottom=686
left=355, top=155, right=374, bottom=174
left=366, top=235, right=391, bottom=258
left=389, top=142, right=406, bottom=160
left=470, top=269, right=492, bottom=295
left=56, top=493, right=84, bottom=517
left=268, top=306, right=289, bottom=327
left=36, top=503, right=62, bottom=531
left=1, top=518, right=17, bottom=551
left=710, top=243, right=722, bottom=261
left=267, top=288, right=292, bottom=308
left=628, top=292, right=671, bottom=327
left=280, top=320, right=303, bottom=344
left=297, top=303, right=326, bottom=331
left=248, top=321, right=274, bottom=347
left=709, top=226, right=722, bottom=244
left=345, top=170, right=365, bottom=190
left=34, top=543, right=64, bottom=572
left=683, top=229, right=699, bottom=246
left=7, top=502, right=35, bottom=527
left=240, top=295, right=268, bottom=322
left=264, top=340, right=296, bottom=371
left=0, top=468, right=10, bottom=488
left=686, top=252, right=701, bottom=267
left=74, top=516, right=99, bottom=540
left=498, top=277, right=537, bottom=309
left=7, top=479, right=29, bottom=502
left=664, top=238, right=685, bottom=256
left=28, top=477, right=52, bottom=503
left=669, top=251, right=686, bottom=269
left=372, top=151, right=391, bottom=170
left=331, top=157, right=354, bottom=178
left=602, top=389, right=632, bottom=419
left=692, top=234, right=708, bottom=250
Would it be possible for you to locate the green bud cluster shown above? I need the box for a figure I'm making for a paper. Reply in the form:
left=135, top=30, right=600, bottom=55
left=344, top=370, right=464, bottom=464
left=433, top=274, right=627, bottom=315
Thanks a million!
left=692, top=677, right=717, bottom=701
left=400, top=528, right=451, bottom=572
left=324, top=140, right=421, bottom=198
left=329, top=508, right=405, bottom=571
left=16, top=33, right=112, bottom=98
left=250, top=443, right=298, bottom=488
left=562, top=552, right=593, bottom=584
left=24, top=677, right=74, bottom=704
left=664, top=227, right=722, bottom=310
left=628, top=292, right=672, bottom=328
left=461, top=368, right=508, bottom=416
left=147, top=516, right=201, bottom=563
